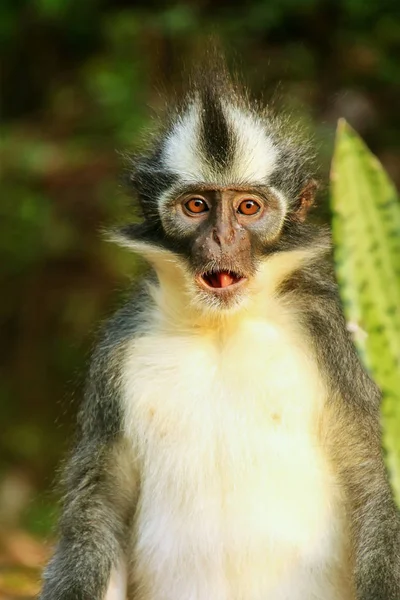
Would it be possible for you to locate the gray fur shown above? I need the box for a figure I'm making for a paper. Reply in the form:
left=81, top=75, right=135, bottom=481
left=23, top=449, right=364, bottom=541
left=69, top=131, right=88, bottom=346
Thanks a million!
left=40, top=63, right=400, bottom=600
left=40, top=293, right=148, bottom=600
left=280, top=257, right=400, bottom=599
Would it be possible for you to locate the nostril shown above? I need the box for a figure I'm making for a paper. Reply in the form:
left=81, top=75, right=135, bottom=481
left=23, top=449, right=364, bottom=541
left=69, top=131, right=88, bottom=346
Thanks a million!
left=213, top=229, right=221, bottom=246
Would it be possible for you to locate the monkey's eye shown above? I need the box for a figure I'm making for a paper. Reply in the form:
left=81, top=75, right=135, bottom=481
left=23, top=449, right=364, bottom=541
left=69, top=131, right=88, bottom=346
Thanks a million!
left=184, top=197, right=209, bottom=215
left=237, top=199, right=261, bottom=216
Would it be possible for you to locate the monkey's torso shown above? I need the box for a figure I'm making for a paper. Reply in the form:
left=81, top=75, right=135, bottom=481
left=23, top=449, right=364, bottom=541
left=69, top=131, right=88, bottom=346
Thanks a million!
left=118, top=281, right=355, bottom=600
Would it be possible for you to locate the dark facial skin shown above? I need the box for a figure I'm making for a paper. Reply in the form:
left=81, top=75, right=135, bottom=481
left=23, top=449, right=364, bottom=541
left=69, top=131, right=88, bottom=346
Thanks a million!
left=164, top=187, right=286, bottom=296
left=119, top=179, right=317, bottom=305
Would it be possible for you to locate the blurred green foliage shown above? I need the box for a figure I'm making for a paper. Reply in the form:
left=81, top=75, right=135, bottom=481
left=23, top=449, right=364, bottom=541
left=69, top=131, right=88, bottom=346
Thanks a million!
left=0, top=0, right=399, bottom=533
left=331, top=121, right=400, bottom=503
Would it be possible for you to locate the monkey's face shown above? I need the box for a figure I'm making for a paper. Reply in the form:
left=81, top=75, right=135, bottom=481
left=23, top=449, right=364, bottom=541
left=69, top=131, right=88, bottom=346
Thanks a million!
left=158, top=186, right=286, bottom=308
left=116, top=84, right=318, bottom=313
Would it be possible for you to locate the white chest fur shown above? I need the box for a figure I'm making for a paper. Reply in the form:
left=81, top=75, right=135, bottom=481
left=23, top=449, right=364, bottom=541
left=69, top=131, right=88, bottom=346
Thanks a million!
left=122, top=308, right=350, bottom=600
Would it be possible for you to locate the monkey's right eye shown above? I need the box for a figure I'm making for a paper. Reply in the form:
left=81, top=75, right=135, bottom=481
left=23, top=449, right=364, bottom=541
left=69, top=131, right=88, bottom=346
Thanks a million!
left=184, top=197, right=209, bottom=215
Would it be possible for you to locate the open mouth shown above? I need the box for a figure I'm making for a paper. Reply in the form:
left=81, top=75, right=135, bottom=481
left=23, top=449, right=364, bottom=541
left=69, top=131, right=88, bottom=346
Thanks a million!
left=198, top=270, right=246, bottom=290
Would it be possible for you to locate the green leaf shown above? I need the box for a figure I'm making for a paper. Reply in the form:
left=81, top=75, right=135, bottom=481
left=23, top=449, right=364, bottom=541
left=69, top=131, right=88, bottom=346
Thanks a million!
left=331, top=119, right=400, bottom=504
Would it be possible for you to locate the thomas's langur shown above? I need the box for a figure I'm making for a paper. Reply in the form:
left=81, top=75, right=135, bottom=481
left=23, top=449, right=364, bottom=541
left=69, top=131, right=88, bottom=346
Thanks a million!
left=40, top=61, right=400, bottom=600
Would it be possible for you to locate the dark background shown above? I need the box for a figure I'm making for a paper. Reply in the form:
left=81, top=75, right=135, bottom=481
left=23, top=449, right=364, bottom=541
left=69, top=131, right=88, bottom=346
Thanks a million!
left=0, top=1, right=399, bottom=592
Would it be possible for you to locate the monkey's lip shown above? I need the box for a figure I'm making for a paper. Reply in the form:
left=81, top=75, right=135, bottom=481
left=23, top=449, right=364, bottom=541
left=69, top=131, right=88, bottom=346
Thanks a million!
left=197, top=270, right=247, bottom=291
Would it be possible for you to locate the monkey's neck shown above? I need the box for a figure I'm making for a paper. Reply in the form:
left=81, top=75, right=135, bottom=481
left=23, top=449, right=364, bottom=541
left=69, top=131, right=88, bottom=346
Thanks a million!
left=145, top=245, right=326, bottom=332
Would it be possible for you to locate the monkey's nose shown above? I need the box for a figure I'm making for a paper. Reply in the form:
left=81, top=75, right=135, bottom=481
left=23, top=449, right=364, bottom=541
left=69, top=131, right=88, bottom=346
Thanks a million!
left=212, top=226, right=235, bottom=248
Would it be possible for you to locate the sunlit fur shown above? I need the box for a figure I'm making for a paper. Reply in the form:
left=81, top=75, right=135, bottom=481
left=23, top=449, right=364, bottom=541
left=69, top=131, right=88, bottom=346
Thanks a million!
left=121, top=66, right=316, bottom=244
left=161, top=100, right=278, bottom=187
left=104, top=74, right=355, bottom=597
left=41, top=60, right=400, bottom=600
left=100, top=239, right=356, bottom=600
left=153, top=95, right=312, bottom=240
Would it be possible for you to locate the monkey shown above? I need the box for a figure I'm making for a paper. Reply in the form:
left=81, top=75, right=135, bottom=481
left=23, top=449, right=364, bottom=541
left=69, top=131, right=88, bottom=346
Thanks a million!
left=40, top=61, right=400, bottom=600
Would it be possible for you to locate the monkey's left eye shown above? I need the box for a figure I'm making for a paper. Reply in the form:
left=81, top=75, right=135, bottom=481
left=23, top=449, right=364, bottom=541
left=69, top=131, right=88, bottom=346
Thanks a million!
left=237, top=199, right=261, bottom=216
left=184, top=197, right=209, bottom=215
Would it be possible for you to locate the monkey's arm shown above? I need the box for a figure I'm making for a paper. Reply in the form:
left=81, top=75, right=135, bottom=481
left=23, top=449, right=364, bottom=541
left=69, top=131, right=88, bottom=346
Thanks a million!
left=305, top=279, right=400, bottom=600
left=41, top=439, right=136, bottom=600
left=350, top=443, right=400, bottom=600
left=40, top=302, right=141, bottom=600
left=335, top=397, right=400, bottom=600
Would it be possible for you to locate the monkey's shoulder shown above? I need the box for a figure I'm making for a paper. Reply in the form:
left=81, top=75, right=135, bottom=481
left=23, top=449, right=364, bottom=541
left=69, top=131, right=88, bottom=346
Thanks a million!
left=81, top=286, right=152, bottom=440
left=280, top=259, right=381, bottom=412
left=89, top=283, right=153, bottom=373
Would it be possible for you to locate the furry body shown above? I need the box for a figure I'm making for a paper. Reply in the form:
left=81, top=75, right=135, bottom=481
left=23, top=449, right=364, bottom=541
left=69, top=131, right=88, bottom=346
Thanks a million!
left=119, top=250, right=354, bottom=600
left=41, top=61, right=400, bottom=600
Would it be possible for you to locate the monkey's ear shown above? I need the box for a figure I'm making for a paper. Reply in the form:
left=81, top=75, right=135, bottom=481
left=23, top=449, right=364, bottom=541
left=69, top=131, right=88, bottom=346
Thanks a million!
left=294, top=179, right=319, bottom=222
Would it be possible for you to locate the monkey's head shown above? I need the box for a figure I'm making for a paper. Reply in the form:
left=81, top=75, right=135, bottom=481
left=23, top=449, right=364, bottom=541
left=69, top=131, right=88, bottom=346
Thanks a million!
left=114, top=68, right=320, bottom=313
